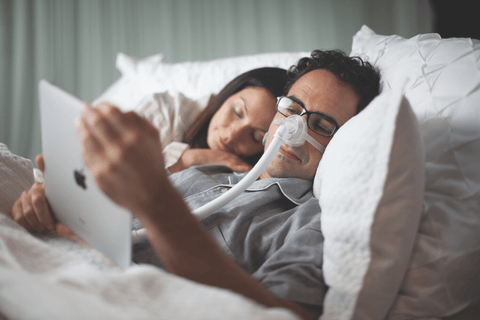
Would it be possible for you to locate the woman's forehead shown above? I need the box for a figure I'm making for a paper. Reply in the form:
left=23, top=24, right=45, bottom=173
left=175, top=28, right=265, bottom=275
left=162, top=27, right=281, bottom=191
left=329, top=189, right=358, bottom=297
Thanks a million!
left=236, top=86, right=275, bottom=101
left=236, top=87, right=276, bottom=112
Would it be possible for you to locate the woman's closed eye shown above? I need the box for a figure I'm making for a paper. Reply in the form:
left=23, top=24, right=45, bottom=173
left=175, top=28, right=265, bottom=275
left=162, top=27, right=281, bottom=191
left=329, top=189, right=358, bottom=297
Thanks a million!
left=233, top=101, right=246, bottom=119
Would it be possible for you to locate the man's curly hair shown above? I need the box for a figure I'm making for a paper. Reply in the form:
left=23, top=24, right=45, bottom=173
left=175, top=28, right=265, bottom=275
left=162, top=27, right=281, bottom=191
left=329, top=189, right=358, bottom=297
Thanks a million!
left=285, top=50, right=380, bottom=114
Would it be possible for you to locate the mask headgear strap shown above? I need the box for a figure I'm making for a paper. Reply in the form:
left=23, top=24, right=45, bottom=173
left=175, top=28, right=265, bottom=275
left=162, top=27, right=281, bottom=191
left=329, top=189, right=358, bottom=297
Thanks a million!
left=263, top=117, right=325, bottom=154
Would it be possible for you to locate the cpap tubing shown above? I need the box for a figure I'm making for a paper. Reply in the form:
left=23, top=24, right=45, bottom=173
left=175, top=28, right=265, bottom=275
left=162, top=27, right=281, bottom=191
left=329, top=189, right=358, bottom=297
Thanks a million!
left=131, top=114, right=325, bottom=244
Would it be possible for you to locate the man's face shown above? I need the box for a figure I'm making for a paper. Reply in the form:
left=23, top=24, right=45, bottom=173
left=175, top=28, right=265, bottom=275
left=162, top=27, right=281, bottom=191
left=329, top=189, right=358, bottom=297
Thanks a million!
left=260, top=69, right=359, bottom=181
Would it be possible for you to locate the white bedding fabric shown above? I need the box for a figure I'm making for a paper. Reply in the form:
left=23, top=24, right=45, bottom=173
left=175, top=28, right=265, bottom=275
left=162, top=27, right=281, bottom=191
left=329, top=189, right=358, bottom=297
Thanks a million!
left=95, top=51, right=309, bottom=111
left=134, top=91, right=211, bottom=168
left=0, top=144, right=299, bottom=320
left=350, top=26, right=480, bottom=319
left=4, top=33, right=479, bottom=319
left=315, top=79, right=425, bottom=320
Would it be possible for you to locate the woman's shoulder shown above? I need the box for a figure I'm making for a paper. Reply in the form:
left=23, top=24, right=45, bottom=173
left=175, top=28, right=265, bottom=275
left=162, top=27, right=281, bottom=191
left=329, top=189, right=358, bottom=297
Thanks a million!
left=134, top=91, right=214, bottom=146
left=135, top=91, right=212, bottom=122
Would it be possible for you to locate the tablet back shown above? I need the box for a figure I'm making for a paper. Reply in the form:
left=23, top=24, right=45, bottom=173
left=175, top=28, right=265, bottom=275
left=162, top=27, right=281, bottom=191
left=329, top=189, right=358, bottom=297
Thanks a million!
left=38, top=79, right=131, bottom=268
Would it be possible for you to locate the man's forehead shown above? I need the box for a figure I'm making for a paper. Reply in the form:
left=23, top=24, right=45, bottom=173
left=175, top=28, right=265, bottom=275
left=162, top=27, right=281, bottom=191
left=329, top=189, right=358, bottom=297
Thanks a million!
left=288, top=69, right=359, bottom=125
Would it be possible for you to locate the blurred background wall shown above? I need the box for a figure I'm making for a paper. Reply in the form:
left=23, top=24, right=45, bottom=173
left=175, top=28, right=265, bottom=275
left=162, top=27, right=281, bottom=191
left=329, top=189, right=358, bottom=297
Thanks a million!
left=0, top=0, right=435, bottom=161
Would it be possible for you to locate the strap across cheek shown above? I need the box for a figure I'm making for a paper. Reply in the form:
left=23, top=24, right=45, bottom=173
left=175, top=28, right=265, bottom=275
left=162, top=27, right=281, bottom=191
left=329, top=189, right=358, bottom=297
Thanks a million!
left=304, top=134, right=325, bottom=154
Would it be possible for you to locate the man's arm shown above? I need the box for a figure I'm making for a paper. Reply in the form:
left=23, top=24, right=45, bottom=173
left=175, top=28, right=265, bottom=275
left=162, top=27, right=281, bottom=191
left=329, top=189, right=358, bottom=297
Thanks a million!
left=76, top=103, right=320, bottom=320
left=135, top=183, right=319, bottom=320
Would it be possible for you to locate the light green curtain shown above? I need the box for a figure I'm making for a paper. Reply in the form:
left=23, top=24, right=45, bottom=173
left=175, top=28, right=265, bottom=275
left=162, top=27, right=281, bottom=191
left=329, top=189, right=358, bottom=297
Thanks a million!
left=0, top=0, right=433, bottom=161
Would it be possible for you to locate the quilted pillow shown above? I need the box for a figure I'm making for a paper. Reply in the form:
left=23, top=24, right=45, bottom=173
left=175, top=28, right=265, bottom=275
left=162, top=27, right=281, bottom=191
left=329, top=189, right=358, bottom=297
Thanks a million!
left=353, top=25, right=480, bottom=319
left=314, top=79, right=424, bottom=320
left=318, top=25, right=480, bottom=320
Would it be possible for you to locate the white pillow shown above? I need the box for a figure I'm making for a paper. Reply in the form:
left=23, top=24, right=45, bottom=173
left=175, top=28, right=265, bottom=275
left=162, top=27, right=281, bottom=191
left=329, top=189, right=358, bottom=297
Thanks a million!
left=315, top=80, right=425, bottom=320
left=94, top=51, right=310, bottom=111
left=319, top=25, right=480, bottom=319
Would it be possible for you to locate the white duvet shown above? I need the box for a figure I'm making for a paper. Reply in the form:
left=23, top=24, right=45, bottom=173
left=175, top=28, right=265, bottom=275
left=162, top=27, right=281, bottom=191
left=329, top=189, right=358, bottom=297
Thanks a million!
left=0, top=143, right=298, bottom=320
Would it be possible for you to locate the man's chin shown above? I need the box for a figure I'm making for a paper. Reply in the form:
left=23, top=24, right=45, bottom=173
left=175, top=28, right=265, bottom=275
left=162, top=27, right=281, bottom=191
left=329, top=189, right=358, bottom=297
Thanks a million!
left=263, top=156, right=316, bottom=181
left=263, top=159, right=295, bottom=179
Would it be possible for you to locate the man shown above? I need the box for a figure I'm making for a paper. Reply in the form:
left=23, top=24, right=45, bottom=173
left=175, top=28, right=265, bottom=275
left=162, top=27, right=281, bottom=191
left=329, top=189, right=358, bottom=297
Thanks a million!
left=11, top=50, right=380, bottom=320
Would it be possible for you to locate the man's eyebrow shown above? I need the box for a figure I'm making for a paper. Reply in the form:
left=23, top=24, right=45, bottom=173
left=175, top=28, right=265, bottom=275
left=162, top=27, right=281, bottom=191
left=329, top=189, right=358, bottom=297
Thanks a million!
left=287, top=94, right=339, bottom=125
left=287, top=95, right=306, bottom=109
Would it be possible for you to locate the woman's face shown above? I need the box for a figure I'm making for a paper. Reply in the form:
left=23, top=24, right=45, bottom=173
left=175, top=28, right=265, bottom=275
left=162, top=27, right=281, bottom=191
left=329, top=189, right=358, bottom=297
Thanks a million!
left=207, top=87, right=277, bottom=158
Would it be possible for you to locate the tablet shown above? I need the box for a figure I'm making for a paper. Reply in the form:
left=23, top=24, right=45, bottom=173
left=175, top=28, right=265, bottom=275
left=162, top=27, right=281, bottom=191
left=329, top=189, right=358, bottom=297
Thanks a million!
left=38, top=79, right=132, bottom=268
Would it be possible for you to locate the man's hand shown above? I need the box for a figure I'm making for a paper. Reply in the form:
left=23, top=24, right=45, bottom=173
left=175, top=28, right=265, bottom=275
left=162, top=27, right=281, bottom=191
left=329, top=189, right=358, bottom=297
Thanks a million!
left=75, top=104, right=318, bottom=320
left=169, top=149, right=253, bottom=174
left=75, top=103, right=167, bottom=215
left=10, top=155, right=75, bottom=236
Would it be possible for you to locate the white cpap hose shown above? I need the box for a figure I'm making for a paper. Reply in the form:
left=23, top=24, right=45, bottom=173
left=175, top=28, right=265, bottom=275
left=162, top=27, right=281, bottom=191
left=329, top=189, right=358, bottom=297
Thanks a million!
left=131, top=115, right=324, bottom=244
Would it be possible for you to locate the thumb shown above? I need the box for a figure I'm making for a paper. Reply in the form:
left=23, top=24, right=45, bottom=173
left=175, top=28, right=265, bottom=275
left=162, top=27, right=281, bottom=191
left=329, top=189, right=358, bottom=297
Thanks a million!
left=35, top=154, right=45, bottom=174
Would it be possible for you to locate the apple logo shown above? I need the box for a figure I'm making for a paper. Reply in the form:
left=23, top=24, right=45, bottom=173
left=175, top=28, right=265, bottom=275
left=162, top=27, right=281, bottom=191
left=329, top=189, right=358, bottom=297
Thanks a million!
left=74, top=169, right=87, bottom=190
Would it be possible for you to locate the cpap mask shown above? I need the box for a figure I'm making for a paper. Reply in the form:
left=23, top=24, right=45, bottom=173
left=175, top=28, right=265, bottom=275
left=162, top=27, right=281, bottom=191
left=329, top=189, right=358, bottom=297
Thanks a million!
left=132, top=114, right=326, bottom=244
left=263, top=115, right=325, bottom=153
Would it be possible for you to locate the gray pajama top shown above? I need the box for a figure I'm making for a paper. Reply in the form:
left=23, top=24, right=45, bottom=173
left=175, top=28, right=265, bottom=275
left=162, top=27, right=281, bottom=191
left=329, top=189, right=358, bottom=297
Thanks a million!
left=133, top=164, right=326, bottom=308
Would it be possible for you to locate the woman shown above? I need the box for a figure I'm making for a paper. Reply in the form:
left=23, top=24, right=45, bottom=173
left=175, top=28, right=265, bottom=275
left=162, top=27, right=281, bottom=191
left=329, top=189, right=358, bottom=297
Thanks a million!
left=11, top=67, right=288, bottom=235
left=135, top=67, right=288, bottom=173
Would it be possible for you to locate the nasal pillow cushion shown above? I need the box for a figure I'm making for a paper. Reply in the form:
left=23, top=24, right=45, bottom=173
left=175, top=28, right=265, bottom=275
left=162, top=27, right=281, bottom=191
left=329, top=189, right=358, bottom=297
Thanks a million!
left=313, top=79, right=425, bottom=320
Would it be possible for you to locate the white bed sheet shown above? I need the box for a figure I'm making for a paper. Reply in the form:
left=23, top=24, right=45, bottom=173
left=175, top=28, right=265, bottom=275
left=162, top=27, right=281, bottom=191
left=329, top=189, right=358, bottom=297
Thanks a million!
left=0, top=143, right=298, bottom=320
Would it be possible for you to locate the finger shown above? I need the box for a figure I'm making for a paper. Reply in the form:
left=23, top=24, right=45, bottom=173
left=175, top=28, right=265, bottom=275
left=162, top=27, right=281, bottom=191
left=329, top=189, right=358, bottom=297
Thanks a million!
left=30, top=183, right=55, bottom=231
left=10, top=194, right=33, bottom=232
left=123, top=111, right=159, bottom=138
left=20, top=191, right=44, bottom=232
left=96, top=103, right=125, bottom=132
left=22, top=189, right=50, bottom=232
left=35, top=154, right=45, bottom=173
left=55, top=222, right=76, bottom=237
left=97, top=104, right=143, bottom=147
left=82, top=104, right=122, bottom=143
left=96, top=102, right=122, bottom=119
left=76, top=110, right=105, bottom=168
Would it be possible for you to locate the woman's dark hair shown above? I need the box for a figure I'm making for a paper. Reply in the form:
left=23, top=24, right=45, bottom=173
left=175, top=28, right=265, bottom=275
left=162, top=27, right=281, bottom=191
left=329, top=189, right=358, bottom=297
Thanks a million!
left=285, top=50, right=380, bottom=114
left=184, top=67, right=288, bottom=166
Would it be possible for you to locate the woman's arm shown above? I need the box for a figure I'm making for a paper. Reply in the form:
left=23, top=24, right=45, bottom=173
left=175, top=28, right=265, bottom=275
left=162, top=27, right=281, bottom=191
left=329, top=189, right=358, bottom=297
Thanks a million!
left=168, top=148, right=252, bottom=173
left=76, top=103, right=319, bottom=320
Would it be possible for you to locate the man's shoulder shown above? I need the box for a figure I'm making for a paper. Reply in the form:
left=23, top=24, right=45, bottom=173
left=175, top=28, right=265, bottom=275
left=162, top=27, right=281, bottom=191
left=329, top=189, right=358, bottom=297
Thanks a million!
left=174, top=164, right=238, bottom=180
left=169, top=164, right=237, bottom=192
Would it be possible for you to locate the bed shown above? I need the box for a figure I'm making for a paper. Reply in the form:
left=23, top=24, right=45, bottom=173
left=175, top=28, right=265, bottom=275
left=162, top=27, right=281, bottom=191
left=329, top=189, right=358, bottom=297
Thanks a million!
left=1, top=25, right=479, bottom=320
